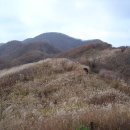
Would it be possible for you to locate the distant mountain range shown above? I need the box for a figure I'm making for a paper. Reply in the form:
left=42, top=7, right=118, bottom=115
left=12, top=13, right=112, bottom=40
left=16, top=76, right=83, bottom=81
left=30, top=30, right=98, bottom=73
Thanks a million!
left=58, top=40, right=111, bottom=59
left=0, top=32, right=110, bottom=69
left=23, top=32, right=83, bottom=51
left=0, top=43, right=4, bottom=46
left=1, top=32, right=129, bottom=82
left=0, top=40, right=60, bottom=69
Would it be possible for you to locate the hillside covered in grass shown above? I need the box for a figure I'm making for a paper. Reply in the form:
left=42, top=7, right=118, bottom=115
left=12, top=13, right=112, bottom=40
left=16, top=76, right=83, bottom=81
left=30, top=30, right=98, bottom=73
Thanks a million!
left=0, top=58, right=130, bottom=130
left=0, top=32, right=86, bottom=70
left=0, top=33, right=110, bottom=70
left=0, top=40, right=61, bottom=70
left=58, top=42, right=130, bottom=84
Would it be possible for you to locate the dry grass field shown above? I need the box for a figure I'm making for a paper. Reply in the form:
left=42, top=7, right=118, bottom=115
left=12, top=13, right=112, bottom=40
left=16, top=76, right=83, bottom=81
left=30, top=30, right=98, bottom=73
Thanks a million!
left=0, top=58, right=130, bottom=130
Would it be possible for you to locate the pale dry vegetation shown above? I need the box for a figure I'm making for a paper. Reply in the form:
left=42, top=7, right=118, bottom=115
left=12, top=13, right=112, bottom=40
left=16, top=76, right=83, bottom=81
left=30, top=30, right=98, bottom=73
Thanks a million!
left=58, top=43, right=130, bottom=85
left=0, top=58, right=130, bottom=130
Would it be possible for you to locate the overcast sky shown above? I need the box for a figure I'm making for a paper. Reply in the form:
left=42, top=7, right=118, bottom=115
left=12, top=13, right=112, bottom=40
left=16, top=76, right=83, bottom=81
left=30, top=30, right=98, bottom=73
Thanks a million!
left=0, top=0, right=130, bottom=46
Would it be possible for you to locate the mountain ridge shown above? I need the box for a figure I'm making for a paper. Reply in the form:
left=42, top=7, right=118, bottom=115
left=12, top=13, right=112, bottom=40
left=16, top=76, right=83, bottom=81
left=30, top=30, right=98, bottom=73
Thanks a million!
left=0, top=32, right=108, bottom=69
left=23, top=32, right=84, bottom=51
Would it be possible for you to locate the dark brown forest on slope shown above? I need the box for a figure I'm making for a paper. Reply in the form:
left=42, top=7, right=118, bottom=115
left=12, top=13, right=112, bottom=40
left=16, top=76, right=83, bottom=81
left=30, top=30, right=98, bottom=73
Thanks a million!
left=0, top=32, right=86, bottom=69
left=0, top=40, right=60, bottom=69
left=0, top=32, right=100, bottom=69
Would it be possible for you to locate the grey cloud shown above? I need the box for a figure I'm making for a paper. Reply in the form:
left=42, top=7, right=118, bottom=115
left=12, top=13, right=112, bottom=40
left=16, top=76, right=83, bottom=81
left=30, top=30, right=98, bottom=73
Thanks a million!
left=0, top=0, right=130, bottom=46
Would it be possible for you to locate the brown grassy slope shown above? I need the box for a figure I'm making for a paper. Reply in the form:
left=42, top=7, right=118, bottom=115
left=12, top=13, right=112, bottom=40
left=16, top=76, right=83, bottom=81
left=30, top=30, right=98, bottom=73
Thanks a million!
left=58, top=42, right=112, bottom=59
left=58, top=43, right=130, bottom=84
left=0, top=41, right=60, bottom=70
left=0, top=58, right=130, bottom=130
